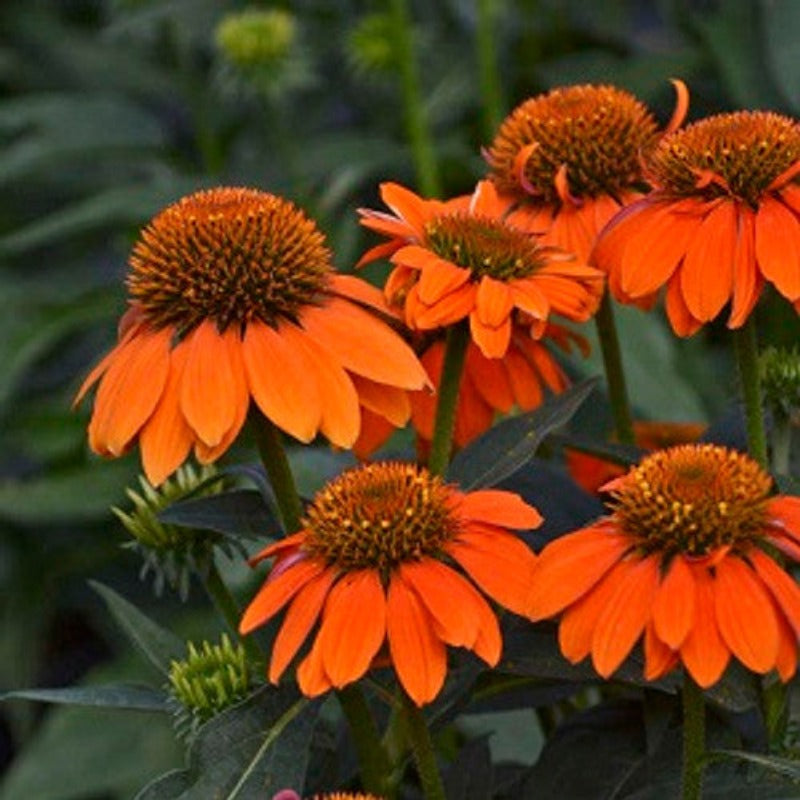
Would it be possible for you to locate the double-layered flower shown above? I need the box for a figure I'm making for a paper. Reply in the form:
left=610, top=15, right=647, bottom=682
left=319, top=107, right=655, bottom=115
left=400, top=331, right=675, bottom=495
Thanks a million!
left=593, top=111, right=800, bottom=335
left=528, top=444, right=800, bottom=687
left=484, top=82, right=688, bottom=262
left=358, top=180, right=603, bottom=359
left=75, top=187, right=429, bottom=485
left=240, top=462, right=541, bottom=705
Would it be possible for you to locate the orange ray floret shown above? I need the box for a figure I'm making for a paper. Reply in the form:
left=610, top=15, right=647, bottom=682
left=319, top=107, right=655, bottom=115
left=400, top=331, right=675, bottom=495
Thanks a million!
left=527, top=444, right=800, bottom=688
left=74, top=187, right=429, bottom=485
left=483, top=81, right=688, bottom=262
left=593, top=111, right=800, bottom=334
left=239, top=461, right=541, bottom=706
left=358, top=180, right=603, bottom=359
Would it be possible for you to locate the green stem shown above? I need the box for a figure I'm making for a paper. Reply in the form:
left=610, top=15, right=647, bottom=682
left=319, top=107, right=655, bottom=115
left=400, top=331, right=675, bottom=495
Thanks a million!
left=732, top=318, right=768, bottom=468
left=338, top=686, right=395, bottom=798
left=250, top=411, right=303, bottom=533
left=390, top=0, right=441, bottom=196
left=401, top=691, right=446, bottom=800
left=203, top=560, right=264, bottom=664
left=594, top=292, right=635, bottom=445
left=682, top=675, right=706, bottom=800
left=476, top=0, right=504, bottom=142
left=427, top=324, right=470, bottom=476
left=771, top=411, right=792, bottom=476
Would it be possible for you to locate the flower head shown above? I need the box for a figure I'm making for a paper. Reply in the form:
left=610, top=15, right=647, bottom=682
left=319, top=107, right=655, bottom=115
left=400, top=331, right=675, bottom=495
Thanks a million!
left=75, top=187, right=428, bottom=485
left=240, top=462, right=541, bottom=705
left=593, top=111, right=800, bottom=334
left=484, top=82, right=688, bottom=261
left=528, top=444, right=800, bottom=687
left=358, top=180, right=603, bottom=358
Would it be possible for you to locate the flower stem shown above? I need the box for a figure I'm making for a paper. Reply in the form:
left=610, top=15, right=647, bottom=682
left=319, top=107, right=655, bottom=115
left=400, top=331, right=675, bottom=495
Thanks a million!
left=400, top=690, right=446, bottom=800
left=203, top=560, right=264, bottom=664
left=476, top=0, right=504, bottom=142
left=732, top=318, right=768, bottom=468
left=594, top=292, right=635, bottom=445
left=338, top=685, right=395, bottom=799
left=771, top=412, right=792, bottom=476
left=390, top=0, right=441, bottom=197
left=250, top=411, right=303, bottom=533
left=427, top=323, right=470, bottom=476
left=681, top=675, right=706, bottom=800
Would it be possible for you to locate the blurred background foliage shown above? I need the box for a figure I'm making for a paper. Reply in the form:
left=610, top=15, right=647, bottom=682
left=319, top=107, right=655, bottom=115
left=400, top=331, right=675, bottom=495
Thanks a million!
left=1, top=0, right=799, bottom=797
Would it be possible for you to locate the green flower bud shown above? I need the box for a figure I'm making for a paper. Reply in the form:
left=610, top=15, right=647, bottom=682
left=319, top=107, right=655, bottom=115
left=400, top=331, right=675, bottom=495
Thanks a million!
left=346, top=13, right=398, bottom=77
left=759, top=346, right=800, bottom=420
left=215, top=9, right=296, bottom=69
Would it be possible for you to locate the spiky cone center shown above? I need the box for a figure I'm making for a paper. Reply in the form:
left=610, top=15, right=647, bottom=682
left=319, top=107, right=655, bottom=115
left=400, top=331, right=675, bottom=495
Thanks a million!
left=168, top=635, right=251, bottom=723
left=301, top=463, right=459, bottom=576
left=487, top=84, right=658, bottom=202
left=424, top=212, right=550, bottom=281
left=646, top=111, right=800, bottom=206
left=127, top=187, right=333, bottom=335
left=608, top=444, right=772, bottom=557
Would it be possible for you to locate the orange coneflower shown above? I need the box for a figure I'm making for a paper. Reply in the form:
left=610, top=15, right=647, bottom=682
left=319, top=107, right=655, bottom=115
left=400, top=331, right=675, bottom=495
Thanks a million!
left=240, top=462, right=541, bottom=705
left=527, top=444, right=800, bottom=688
left=357, top=180, right=603, bottom=359
left=593, top=111, right=800, bottom=335
left=565, top=420, right=706, bottom=495
left=74, top=187, right=429, bottom=486
left=484, top=82, right=688, bottom=262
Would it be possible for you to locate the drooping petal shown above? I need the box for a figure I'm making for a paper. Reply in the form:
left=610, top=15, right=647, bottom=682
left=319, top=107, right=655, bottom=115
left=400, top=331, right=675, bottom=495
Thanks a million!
left=387, top=574, right=447, bottom=706
left=465, top=345, right=515, bottom=413
left=475, top=277, right=514, bottom=327
left=379, top=182, right=431, bottom=236
left=591, top=555, right=660, bottom=678
left=469, top=311, right=512, bottom=358
left=644, top=623, right=678, bottom=682
left=727, top=208, right=760, bottom=329
left=768, top=496, right=800, bottom=545
left=665, top=273, right=702, bottom=337
left=748, top=548, right=800, bottom=637
left=755, top=198, right=800, bottom=301
left=455, top=489, right=543, bottom=529
left=714, top=555, right=779, bottom=673
left=652, top=555, right=696, bottom=649
left=503, top=347, right=543, bottom=409
left=296, top=633, right=332, bottom=697
left=774, top=610, right=799, bottom=683
left=527, top=525, right=631, bottom=620
left=317, top=570, right=387, bottom=687
left=350, top=375, right=411, bottom=428
left=269, top=568, right=337, bottom=684
left=329, top=272, right=395, bottom=314
left=414, top=283, right=477, bottom=329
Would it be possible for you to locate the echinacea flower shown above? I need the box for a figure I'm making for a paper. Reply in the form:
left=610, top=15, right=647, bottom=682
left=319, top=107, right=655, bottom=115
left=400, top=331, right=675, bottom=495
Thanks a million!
left=484, top=82, right=688, bottom=262
left=355, top=322, right=588, bottom=459
left=357, top=180, right=603, bottom=358
left=527, top=444, right=800, bottom=688
left=565, top=420, right=706, bottom=495
left=75, top=187, right=429, bottom=485
left=240, top=462, right=541, bottom=705
left=593, top=111, right=800, bottom=335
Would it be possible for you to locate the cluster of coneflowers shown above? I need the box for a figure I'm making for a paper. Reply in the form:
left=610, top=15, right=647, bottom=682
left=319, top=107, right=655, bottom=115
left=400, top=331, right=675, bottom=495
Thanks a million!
left=76, top=81, right=800, bottom=800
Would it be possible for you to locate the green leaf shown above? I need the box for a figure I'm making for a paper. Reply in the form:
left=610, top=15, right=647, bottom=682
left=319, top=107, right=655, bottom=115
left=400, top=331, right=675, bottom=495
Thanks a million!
left=159, top=489, right=280, bottom=539
left=707, top=750, right=800, bottom=782
left=135, top=686, right=319, bottom=800
left=1, top=683, right=169, bottom=711
left=90, top=581, right=185, bottom=676
left=762, top=0, right=800, bottom=111
left=447, top=377, right=600, bottom=490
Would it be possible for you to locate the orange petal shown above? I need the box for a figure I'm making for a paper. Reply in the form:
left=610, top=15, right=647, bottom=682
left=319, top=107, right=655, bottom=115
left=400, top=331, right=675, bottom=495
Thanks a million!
left=411, top=253, right=471, bottom=305
left=329, top=272, right=394, bottom=314
left=591, top=555, right=659, bottom=678
left=748, top=548, right=800, bottom=636
left=469, top=311, right=512, bottom=358
left=242, top=320, right=321, bottom=442
left=470, top=589, right=502, bottom=666
left=139, top=340, right=194, bottom=485
left=300, top=297, right=429, bottom=389
left=455, top=489, right=543, bottom=529
left=387, top=574, right=447, bottom=706
left=475, top=277, right=514, bottom=327
left=355, top=239, right=403, bottom=269
left=379, top=182, right=430, bottom=236
left=73, top=322, right=139, bottom=407
left=545, top=205, right=593, bottom=263
left=452, top=373, right=494, bottom=447
left=652, top=555, right=696, bottom=649
left=714, top=555, right=779, bottom=673
left=679, top=201, right=736, bottom=322
left=296, top=633, right=332, bottom=697
left=269, top=567, right=337, bottom=684
left=510, top=278, right=550, bottom=320
left=644, top=622, right=679, bottom=682
left=515, top=335, right=569, bottom=393
left=527, top=526, right=631, bottom=620
left=318, top=570, right=386, bottom=687
left=503, top=347, right=543, bottom=410
left=680, top=566, right=730, bottom=688
left=755, top=198, right=800, bottom=301
left=88, top=327, right=172, bottom=456
left=350, top=375, right=411, bottom=427
left=248, top=531, right=306, bottom=566
left=447, top=524, right=538, bottom=615
left=727, top=208, right=760, bottom=328
left=768, top=496, right=800, bottom=543
left=179, top=322, right=240, bottom=447
left=774, top=610, right=799, bottom=683
left=240, top=558, right=324, bottom=634
left=413, top=283, right=477, bottom=329
left=399, top=559, right=483, bottom=647
left=665, top=272, right=702, bottom=337
left=464, top=344, right=515, bottom=413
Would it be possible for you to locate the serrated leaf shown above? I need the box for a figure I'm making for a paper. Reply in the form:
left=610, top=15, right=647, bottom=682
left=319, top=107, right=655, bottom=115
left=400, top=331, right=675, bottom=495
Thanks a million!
left=447, top=377, right=599, bottom=490
left=90, top=581, right=185, bottom=675
left=135, top=686, right=319, bottom=800
left=1, top=683, right=169, bottom=712
left=159, top=489, right=280, bottom=539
